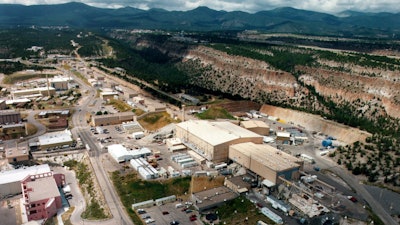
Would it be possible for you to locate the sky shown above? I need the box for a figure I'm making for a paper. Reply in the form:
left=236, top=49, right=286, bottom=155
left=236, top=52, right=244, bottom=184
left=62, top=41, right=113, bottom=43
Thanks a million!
left=1, top=0, right=400, bottom=14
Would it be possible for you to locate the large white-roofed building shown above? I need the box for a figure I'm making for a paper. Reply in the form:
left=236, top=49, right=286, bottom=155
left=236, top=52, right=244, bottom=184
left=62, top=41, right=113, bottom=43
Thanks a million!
left=229, top=142, right=303, bottom=187
left=37, top=129, right=73, bottom=150
left=0, top=164, right=51, bottom=196
left=108, top=144, right=151, bottom=163
left=11, top=87, right=56, bottom=99
left=175, top=120, right=263, bottom=163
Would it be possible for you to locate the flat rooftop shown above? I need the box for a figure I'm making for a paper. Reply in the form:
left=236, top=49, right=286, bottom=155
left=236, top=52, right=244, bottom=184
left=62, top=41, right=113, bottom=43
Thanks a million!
left=193, top=186, right=238, bottom=212
left=38, top=129, right=72, bottom=146
left=177, top=120, right=262, bottom=146
left=0, top=164, right=51, bottom=185
left=230, top=142, right=303, bottom=172
left=240, top=120, right=269, bottom=129
left=0, top=110, right=20, bottom=116
left=27, top=176, right=60, bottom=202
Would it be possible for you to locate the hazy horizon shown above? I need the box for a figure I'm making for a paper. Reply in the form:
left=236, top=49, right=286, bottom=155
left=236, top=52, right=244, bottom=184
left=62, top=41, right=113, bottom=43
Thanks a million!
left=1, top=0, right=400, bottom=14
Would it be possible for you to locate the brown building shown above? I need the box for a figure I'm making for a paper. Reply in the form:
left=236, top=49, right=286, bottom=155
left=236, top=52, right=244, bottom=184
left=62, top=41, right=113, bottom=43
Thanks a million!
left=91, top=111, right=135, bottom=126
left=0, top=123, right=27, bottom=139
left=240, top=120, right=270, bottom=136
left=229, top=142, right=303, bottom=186
left=0, top=110, right=21, bottom=124
left=224, top=175, right=252, bottom=194
left=175, top=120, right=263, bottom=163
left=0, top=100, right=6, bottom=110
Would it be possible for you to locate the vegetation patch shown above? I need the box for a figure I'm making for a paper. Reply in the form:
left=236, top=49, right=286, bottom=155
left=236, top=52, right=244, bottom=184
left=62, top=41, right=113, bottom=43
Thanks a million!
left=107, top=99, right=132, bottom=112
left=3, top=73, right=55, bottom=84
left=196, top=106, right=235, bottom=120
left=61, top=206, right=75, bottom=225
left=111, top=171, right=191, bottom=225
left=213, top=196, right=274, bottom=225
left=138, top=111, right=177, bottom=131
left=25, top=123, right=38, bottom=136
left=64, top=160, right=109, bottom=220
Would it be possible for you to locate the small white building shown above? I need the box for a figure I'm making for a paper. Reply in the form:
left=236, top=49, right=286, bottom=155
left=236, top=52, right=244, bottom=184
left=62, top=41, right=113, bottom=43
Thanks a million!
left=108, top=144, right=151, bottom=163
left=130, top=158, right=159, bottom=180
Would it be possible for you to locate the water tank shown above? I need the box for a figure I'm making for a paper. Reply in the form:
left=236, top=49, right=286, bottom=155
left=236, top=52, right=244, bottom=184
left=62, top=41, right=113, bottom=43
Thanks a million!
left=322, top=139, right=332, bottom=147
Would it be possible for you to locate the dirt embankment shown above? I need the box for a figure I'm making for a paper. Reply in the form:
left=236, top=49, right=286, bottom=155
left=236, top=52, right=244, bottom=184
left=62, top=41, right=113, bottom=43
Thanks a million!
left=260, top=105, right=371, bottom=144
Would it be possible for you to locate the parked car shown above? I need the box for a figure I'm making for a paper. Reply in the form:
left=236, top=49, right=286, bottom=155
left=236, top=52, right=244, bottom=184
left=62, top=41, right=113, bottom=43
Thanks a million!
left=162, top=211, right=169, bottom=215
left=137, top=209, right=146, bottom=214
left=145, top=218, right=155, bottom=224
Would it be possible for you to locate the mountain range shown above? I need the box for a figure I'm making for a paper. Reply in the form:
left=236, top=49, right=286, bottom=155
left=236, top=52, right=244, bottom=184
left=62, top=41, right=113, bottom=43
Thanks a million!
left=1, top=2, right=400, bottom=37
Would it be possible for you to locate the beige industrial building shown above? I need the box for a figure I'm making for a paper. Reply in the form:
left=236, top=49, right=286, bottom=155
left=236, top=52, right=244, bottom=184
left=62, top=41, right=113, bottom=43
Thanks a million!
left=5, top=145, right=29, bottom=163
left=147, top=101, right=167, bottom=112
left=92, top=111, right=135, bottom=126
left=11, top=87, right=56, bottom=99
left=175, top=120, right=263, bottom=163
left=100, top=91, right=119, bottom=101
left=49, top=77, right=71, bottom=90
left=38, top=129, right=73, bottom=150
left=240, top=120, right=270, bottom=136
left=229, top=142, right=303, bottom=186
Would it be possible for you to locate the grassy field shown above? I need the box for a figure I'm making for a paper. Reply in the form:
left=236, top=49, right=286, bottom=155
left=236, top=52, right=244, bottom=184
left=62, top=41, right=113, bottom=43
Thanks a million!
left=196, top=106, right=235, bottom=120
left=111, top=171, right=191, bottom=225
left=2, top=73, right=54, bottom=84
left=107, top=99, right=132, bottom=112
left=190, top=176, right=225, bottom=193
left=25, top=123, right=38, bottom=136
left=138, top=111, right=177, bottom=131
left=215, top=196, right=275, bottom=225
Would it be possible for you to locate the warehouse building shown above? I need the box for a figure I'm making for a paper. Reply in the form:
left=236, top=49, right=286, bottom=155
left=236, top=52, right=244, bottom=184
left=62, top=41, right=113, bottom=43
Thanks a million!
left=38, top=129, right=73, bottom=151
left=0, top=164, right=51, bottom=196
left=11, top=87, right=56, bottom=99
left=229, top=142, right=303, bottom=187
left=175, top=120, right=263, bottom=163
left=240, top=120, right=270, bottom=136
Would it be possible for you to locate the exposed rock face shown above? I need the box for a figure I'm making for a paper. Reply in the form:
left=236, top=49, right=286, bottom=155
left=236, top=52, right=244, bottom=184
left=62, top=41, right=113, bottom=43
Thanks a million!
left=260, top=105, right=371, bottom=144
left=124, top=33, right=400, bottom=121
left=177, top=45, right=400, bottom=120
left=180, top=46, right=314, bottom=108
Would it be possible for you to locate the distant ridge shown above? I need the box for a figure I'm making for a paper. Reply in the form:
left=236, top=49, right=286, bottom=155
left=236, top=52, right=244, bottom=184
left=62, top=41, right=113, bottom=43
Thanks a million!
left=1, top=2, right=400, bottom=37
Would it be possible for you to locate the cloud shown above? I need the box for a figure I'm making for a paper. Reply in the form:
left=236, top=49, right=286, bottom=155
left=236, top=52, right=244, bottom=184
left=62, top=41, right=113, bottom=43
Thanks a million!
left=1, top=0, right=400, bottom=13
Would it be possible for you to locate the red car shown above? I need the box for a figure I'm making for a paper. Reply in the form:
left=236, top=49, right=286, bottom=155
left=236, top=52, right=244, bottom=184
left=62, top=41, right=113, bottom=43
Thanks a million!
left=190, top=217, right=197, bottom=221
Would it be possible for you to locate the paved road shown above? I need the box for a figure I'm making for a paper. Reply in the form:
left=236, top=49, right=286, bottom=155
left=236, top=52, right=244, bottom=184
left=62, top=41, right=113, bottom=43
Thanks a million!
left=69, top=56, right=133, bottom=225
left=315, top=157, right=398, bottom=225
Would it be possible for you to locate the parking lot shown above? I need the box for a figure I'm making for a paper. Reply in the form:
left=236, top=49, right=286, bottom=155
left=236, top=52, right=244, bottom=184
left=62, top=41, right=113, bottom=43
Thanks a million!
left=136, top=201, right=200, bottom=225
